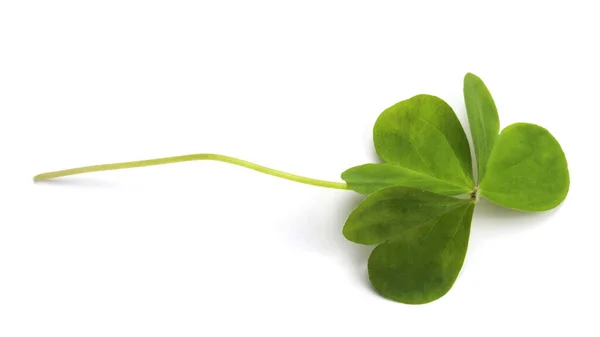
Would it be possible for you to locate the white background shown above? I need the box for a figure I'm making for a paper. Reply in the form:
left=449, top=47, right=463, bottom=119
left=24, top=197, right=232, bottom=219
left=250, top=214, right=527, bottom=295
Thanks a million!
left=1, top=1, right=598, bottom=336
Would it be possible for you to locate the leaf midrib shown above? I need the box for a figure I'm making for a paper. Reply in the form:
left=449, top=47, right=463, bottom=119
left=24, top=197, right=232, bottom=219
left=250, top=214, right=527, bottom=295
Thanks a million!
left=418, top=117, right=473, bottom=185
left=381, top=201, right=471, bottom=243
left=349, top=164, right=471, bottom=193
left=441, top=204, right=472, bottom=256
left=474, top=91, right=489, bottom=178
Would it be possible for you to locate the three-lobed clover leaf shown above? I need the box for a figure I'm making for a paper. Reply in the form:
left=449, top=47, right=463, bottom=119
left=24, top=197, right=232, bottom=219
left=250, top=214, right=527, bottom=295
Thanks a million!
left=33, top=72, right=570, bottom=305
left=341, top=73, right=570, bottom=304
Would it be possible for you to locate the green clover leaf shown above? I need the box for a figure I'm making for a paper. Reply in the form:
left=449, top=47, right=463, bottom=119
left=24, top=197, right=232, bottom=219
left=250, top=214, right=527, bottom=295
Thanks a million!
left=463, top=73, right=569, bottom=211
left=343, top=186, right=472, bottom=245
left=479, top=122, right=569, bottom=211
left=463, top=72, right=500, bottom=182
left=368, top=201, right=474, bottom=304
left=343, top=186, right=475, bottom=304
left=342, top=94, right=474, bottom=195
left=34, top=73, right=569, bottom=305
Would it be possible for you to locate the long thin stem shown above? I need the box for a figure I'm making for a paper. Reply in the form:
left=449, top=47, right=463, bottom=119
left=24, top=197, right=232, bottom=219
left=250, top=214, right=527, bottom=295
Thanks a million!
left=33, top=153, right=349, bottom=190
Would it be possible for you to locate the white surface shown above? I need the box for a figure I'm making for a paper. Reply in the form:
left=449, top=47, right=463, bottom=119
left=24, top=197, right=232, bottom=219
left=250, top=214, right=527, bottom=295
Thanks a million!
left=1, top=1, right=599, bottom=336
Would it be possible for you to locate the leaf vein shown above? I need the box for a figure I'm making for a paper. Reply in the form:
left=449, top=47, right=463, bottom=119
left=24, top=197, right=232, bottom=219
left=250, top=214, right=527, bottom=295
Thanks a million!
left=441, top=205, right=471, bottom=256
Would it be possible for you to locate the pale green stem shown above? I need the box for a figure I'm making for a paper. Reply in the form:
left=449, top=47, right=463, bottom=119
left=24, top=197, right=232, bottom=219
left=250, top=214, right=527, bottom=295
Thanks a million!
left=33, top=153, right=349, bottom=190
